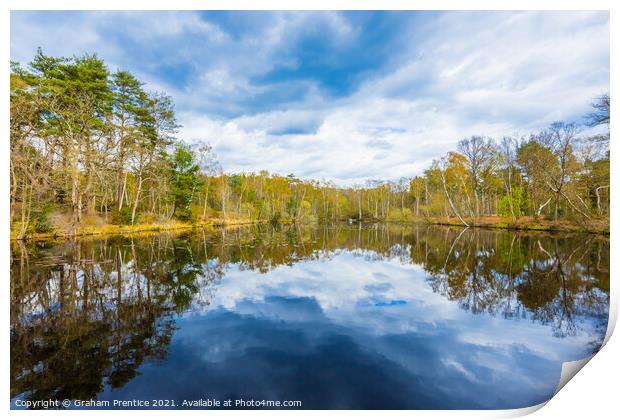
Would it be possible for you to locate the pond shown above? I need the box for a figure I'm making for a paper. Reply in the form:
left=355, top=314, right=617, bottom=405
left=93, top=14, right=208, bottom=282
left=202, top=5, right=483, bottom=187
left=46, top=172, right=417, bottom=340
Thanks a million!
left=10, top=223, right=609, bottom=409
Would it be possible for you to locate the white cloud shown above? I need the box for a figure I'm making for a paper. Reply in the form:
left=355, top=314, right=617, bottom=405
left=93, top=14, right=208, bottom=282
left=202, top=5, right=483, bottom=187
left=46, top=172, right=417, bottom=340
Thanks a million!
left=194, top=250, right=595, bottom=364
left=177, top=11, right=608, bottom=184
left=11, top=11, right=609, bottom=185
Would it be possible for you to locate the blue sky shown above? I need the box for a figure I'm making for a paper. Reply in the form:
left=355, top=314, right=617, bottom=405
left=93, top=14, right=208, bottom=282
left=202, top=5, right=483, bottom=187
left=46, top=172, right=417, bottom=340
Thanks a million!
left=10, top=11, right=610, bottom=184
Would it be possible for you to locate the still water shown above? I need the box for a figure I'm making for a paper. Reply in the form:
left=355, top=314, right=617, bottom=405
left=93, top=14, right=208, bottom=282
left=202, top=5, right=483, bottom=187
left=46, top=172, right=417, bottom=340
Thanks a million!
left=10, top=223, right=609, bottom=409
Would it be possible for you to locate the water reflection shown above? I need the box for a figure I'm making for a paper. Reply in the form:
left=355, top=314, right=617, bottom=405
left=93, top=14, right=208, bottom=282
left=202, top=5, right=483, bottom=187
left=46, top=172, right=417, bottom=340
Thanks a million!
left=11, top=224, right=609, bottom=409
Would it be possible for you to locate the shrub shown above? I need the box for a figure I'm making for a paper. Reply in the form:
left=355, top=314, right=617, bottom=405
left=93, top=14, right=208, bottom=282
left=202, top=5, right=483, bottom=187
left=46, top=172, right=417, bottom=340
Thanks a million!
left=111, top=207, right=132, bottom=225
left=498, top=186, right=529, bottom=218
left=387, top=208, right=413, bottom=221
left=29, top=203, right=53, bottom=233
left=139, top=212, right=155, bottom=224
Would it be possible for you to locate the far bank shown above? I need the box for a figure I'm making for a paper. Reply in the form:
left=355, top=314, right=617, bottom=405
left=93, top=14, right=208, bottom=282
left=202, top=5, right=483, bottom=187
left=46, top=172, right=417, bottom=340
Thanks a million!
left=10, top=214, right=609, bottom=242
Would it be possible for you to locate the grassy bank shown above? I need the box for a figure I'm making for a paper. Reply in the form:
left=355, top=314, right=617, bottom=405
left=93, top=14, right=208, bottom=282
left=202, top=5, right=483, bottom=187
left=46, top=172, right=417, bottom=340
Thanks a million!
left=412, top=215, right=610, bottom=234
left=10, top=217, right=268, bottom=241
left=11, top=214, right=609, bottom=242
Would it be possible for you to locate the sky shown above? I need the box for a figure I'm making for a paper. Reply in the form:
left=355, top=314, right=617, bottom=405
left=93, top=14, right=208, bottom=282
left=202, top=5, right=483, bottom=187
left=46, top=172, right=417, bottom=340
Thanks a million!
left=10, top=11, right=610, bottom=185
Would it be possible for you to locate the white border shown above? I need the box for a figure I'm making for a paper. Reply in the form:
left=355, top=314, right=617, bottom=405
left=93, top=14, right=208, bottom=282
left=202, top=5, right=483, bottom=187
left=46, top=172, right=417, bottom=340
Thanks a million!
left=2, top=2, right=617, bottom=419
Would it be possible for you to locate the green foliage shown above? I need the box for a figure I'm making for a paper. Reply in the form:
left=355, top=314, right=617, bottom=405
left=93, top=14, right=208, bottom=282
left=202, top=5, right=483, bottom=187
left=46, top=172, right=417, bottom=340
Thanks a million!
left=497, top=186, right=529, bottom=218
left=286, top=196, right=298, bottom=218
left=387, top=208, right=413, bottom=221
left=29, top=203, right=53, bottom=233
left=111, top=207, right=132, bottom=225
left=31, top=49, right=112, bottom=137
left=169, top=144, right=201, bottom=220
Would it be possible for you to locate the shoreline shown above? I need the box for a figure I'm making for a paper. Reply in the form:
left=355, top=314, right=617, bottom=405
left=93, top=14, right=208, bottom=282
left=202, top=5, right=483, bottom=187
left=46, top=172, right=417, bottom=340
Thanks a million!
left=10, top=216, right=609, bottom=242
left=9, top=218, right=268, bottom=242
left=412, top=217, right=609, bottom=235
left=358, top=216, right=609, bottom=235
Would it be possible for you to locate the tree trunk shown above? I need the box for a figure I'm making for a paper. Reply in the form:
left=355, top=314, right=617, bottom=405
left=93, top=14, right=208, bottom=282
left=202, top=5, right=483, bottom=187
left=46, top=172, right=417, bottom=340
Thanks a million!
left=506, top=167, right=515, bottom=221
left=358, top=192, right=362, bottom=220
left=537, top=197, right=552, bottom=217
left=595, top=185, right=609, bottom=215
left=18, top=180, right=33, bottom=240
left=131, top=171, right=143, bottom=225
left=202, top=179, right=210, bottom=220
left=10, top=160, right=17, bottom=224
left=440, top=169, right=469, bottom=227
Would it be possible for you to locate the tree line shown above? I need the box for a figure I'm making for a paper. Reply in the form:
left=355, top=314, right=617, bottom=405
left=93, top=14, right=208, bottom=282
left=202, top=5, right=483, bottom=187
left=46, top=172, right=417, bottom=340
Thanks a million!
left=10, top=51, right=610, bottom=237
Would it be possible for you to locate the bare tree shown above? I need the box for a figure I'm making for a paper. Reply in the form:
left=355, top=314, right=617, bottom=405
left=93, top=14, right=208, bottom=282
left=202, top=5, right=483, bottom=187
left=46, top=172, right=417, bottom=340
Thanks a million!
left=193, top=140, right=221, bottom=220
left=499, top=136, right=519, bottom=221
left=586, top=93, right=610, bottom=127
left=537, top=122, right=584, bottom=219
left=457, top=136, right=496, bottom=220
left=434, top=158, right=469, bottom=227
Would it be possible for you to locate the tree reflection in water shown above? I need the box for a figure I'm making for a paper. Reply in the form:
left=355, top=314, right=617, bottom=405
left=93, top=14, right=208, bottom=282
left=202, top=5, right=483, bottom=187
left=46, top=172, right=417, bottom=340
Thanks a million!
left=10, top=224, right=609, bottom=405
